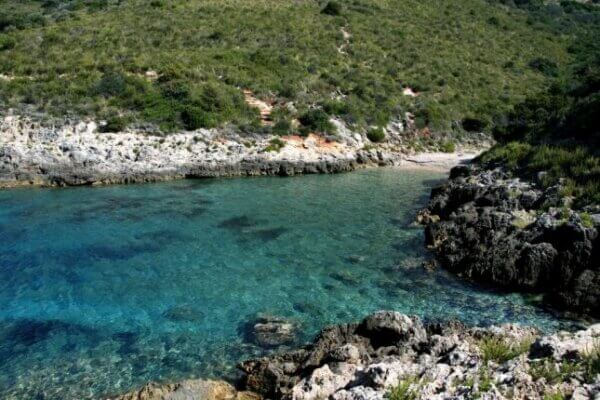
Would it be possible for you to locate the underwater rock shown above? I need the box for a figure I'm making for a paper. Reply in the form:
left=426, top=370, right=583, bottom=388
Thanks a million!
left=242, top=315, right=298, bottom=349
left=218, top=216, right=258, bottom=230
left=163, top=305, right=206, bottom=323
left=112, top=378, right=261, bottom=400
left=330, top=271, right=361, bottom=285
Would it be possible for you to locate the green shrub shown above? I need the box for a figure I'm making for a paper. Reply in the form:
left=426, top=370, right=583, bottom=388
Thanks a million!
left=299, top=109, right=335, bottom=134
left=579, top=212, right=594, bottom=228
left=0, top=35, right=15, bottom=51
left=94, top=71, right=130, bottom=98
left=272, top=119, right=293, bottom=136
left=264, top=137, right=286, bottom=152
left=478, top=142, right=533, bottom=170
left=367, top=127, right=386, bottom=143
left=321, top=1, right=342, bottom=16
left=99, top=116, right=127, bottom=133
left=181, top=106, right=217, bottom=130
left=440, top=141, right=456, bottom=153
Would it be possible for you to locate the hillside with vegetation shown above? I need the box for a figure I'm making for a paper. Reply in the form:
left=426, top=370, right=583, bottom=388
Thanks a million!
left=0, top=0, right=596, bottom=139
left=479, top=9, right=599, bottom=207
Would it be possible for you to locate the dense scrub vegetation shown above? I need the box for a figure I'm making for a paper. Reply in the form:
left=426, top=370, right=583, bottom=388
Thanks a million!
left=479, top=9, right=600, bottom=208
left=0, top=0, right=592, bottom=134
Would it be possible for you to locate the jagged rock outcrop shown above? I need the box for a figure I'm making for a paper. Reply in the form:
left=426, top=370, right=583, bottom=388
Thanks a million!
left=239, top=311, right=600, bottom=399
left=420, top=165, right=599, bottom=317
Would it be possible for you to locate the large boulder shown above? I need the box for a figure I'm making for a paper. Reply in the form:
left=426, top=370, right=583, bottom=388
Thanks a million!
left=356, top=311, right=427, bottom=348
left=422, top=165, right=599, bottom=317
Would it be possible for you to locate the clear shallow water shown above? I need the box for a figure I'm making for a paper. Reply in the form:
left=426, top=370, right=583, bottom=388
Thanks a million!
left=0, top=169, right=576, bottom=399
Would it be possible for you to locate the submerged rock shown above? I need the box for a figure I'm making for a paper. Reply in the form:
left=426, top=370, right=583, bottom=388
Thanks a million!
left=242, top=315, right=298, bottom=349
left=112, top=379, right=260, bottom=400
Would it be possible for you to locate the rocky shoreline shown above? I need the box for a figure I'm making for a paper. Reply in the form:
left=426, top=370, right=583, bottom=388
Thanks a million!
left=114, top=311, right=600, bottom=400
left=420, top=164, right=599, bottom=318
left=0, top=115, right=481, bottom=188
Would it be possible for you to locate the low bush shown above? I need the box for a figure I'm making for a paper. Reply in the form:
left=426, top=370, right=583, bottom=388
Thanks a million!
left=366, top=127, right=385, bottom=143
left=0, top=35, right=15, bottom=51
left=264, top=137, right=286, bottom=152
left=299, top=109, right=335, bottom=135
left=181, top=106, right=217, bottom=130
left=99, top=116, right=127, bottom=133
left=272, top=119, right=293, bottom=136
left=440, top=141, right=456, bottom=153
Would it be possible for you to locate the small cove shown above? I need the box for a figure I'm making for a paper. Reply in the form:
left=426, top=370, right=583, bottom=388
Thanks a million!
left=0, top=168, right=578, bottom=399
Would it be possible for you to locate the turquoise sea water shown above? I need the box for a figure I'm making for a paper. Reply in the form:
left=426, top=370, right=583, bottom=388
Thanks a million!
left=0, top=169, right=576, bottom=399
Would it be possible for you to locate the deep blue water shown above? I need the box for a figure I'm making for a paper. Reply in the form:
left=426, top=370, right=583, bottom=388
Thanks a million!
left=0, top=169, right=575, bottom=399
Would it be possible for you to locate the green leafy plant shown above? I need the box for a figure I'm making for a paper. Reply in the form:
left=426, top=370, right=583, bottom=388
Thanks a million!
left=580, top=212, right=594, bottom=228
left=478, top=335, right=533, bottom=364
left=543, top=391, right=565, bottom=400
left=386, top=377, right=418, bottom=400
left=529, top=359, right=581, bottom=384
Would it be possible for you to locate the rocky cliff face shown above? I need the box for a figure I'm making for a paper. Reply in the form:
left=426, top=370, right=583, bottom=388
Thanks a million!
left=239, top=311, right=600, bottom=400
left=420, top=165, right=599, bottom=317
